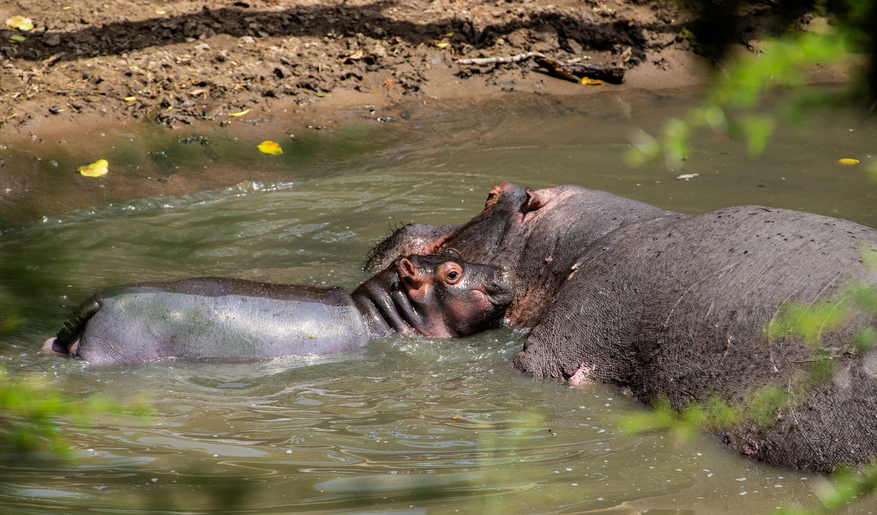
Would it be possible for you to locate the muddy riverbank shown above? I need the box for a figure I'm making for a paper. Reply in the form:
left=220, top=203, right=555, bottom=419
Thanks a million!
left=0, top=0, right=851, bottom=227
left=1, top=0, right=827, bottom=133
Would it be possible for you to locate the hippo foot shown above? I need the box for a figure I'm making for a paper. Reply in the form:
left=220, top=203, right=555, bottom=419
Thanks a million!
left=40, top=337, right=74, bottom=357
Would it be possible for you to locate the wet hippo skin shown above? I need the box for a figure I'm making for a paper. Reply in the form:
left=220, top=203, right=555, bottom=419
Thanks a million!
left=43, top=249, right=514, bottom=365
left=366, top=181, right=877, bottom=473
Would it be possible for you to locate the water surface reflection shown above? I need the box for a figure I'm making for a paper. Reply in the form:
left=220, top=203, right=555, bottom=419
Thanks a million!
left=2, top=91, right=876, bottom=514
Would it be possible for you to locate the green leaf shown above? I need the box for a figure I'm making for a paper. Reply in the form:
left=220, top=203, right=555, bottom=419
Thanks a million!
left=740, top=115, right=775, bottom=155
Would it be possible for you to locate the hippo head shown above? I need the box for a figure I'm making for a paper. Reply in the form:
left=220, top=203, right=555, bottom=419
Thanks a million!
left=366, top=182, right=674, bottom=326
left=396, top=249, right=514, bottom=337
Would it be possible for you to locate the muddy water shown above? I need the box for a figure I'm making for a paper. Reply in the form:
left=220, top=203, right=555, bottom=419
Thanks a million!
left=2, top=90, right=877, bottom=514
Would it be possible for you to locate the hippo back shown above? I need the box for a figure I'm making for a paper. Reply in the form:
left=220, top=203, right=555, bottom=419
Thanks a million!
left=512, top=205, right=877, bottom=472
left=74, top=278, right=369, bottom=365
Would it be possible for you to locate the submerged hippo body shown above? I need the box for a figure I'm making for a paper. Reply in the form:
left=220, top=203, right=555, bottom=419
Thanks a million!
left=44, top=250, right=513, bottom=366
left=366, top=182, right=877, bottom=472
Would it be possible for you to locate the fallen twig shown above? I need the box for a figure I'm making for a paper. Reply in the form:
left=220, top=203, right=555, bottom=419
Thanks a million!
left=455, top=51, right=545, bottom=65
left=40, top=53, right=63, bottom=73
left=561, top=62, right=625, bottom=84
left=533, top=56, right=580, bottom=83
left=455, top=51, right=625, bottom=84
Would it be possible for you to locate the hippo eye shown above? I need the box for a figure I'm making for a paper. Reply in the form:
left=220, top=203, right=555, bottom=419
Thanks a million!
left=438, top=262, right=464, bottom=285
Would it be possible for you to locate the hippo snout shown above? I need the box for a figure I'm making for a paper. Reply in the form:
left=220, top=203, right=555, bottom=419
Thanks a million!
left=487, top=266, right=515, bottom=307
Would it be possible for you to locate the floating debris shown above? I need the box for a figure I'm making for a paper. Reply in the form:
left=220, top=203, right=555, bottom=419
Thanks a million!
left=258, top=141, right=283, bottom=155
left=78, top=159, right=109, bottom=177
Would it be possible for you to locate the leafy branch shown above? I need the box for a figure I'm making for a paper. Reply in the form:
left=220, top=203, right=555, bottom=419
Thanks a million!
left=625, top=0, right=877, bottom=174
left=0, top=366, right=151, bottom=457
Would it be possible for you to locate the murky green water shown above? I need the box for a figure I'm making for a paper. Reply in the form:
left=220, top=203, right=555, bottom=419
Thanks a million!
left=2, top=90, right=877, bottom=514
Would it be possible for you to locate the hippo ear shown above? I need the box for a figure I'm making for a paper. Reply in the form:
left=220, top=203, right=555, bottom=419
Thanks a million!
left=398, top=258, right=424, bottom=289
left=440, top=248, right=463, bottom=261
left=522, top=189, right=548, bottom=214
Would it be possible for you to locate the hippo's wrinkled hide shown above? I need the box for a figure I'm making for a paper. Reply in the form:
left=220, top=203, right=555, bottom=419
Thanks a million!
left=47, top=251, right=514, bottom=366
left=511, top=206, right=877, bottom=472
left=367, top=182, right=877, bottom=472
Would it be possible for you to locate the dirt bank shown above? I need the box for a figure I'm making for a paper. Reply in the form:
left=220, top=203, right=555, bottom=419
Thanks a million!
left=0, top=0, right=833, bottom=228
left=1, top=0, right=819, bottom=133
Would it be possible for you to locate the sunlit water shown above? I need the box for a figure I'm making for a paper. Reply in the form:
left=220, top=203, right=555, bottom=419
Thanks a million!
left=1, top=90, right=877, bottom=514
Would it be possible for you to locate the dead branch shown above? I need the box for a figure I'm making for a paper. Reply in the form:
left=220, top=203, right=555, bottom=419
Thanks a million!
left=455, top=51, right=625, bottom=84
left=455, top=52, right=545, bottom=65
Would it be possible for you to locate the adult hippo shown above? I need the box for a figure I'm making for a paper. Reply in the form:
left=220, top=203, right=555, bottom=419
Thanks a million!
left=43, top=249, right=513, bottom=365
left=365, top=182, right=877, bottom=472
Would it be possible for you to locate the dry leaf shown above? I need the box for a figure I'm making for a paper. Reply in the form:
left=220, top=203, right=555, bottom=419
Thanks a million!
left=345, top=49, right=364, bottom=61
left=581, top=77, right=604, bottom=85
left=258, top=141, right=283, bottom=155
left=6, top=16, right=34, bottom=31
left=838, top=158, right=859, bottom=165
left=78, top=159, right=109, bottom=177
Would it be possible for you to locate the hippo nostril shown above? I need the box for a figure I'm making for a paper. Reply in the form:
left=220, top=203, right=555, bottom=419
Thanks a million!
left=496, top=267, right=515, bottom=288
left=486, top=269, right=516, bottom=307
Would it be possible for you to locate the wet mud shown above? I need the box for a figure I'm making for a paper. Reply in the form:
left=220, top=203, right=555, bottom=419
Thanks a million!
left=0, top=0, right=819, bottom=131
left=0, top=0, right=836, bottom=227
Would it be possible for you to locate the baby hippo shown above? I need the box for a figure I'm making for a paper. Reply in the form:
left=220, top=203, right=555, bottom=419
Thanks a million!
left=42, top=250, right=514, bottom=365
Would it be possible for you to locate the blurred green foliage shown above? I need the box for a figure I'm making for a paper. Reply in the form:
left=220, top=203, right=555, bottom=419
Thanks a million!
left=0, top=366, right=151, bottom=458
left=778, top=465, right=877, bottom=514
left=625, top=0, right=876, bottom=168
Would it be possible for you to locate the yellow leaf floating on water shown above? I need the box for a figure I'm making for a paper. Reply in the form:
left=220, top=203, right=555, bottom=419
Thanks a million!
left=838, top=158, right=859, bottom=165
left=6, top=16, right=34, bottom=31
left=258, top=141, right=283, bottom=155
left=78, top=159, right=108, bottom=177
left=229, top=108, right=250, bottom=117
left=581, top=77, right=604, bottom=86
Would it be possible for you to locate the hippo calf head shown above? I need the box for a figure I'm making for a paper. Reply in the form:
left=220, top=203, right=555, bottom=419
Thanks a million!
left=353, top=249, right=514, bottom=338
left=396, top=249, right=514, bottom=337
left=365, top=182, right=673, bottom=326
